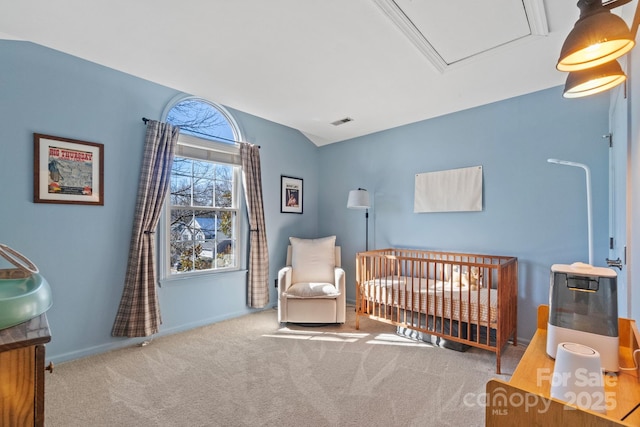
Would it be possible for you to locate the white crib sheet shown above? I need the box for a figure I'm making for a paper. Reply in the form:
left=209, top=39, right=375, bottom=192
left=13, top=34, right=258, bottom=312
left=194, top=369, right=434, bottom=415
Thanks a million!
left=362, top=276, right=498, bottom=324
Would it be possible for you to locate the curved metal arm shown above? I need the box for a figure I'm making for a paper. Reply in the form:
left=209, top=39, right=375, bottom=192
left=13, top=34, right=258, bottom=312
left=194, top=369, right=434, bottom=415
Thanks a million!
left=548, top=159, right=593, bottom=265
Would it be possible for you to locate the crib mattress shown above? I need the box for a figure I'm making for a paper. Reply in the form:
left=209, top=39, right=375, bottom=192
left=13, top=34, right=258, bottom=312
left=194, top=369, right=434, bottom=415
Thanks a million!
left=362, top=276, right=498, bottom=325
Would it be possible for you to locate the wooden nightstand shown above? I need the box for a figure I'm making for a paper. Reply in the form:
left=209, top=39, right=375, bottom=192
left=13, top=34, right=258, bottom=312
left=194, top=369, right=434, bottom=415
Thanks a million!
left=0, top=314, right=52, bottom=427
left=486, top=305, right=640, bottom=426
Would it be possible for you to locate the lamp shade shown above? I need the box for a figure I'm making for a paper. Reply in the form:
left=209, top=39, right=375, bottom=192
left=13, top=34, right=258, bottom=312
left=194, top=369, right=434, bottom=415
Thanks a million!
left=347, top=189, right=370, bottom=209
left=557, top=1, right=634, bottom=72
left=563, top=60, right=627, bottom=98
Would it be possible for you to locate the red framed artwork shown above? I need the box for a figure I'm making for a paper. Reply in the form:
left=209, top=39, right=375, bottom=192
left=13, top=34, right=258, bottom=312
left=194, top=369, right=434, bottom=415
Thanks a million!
left=33, top=133, right=104, bottom=206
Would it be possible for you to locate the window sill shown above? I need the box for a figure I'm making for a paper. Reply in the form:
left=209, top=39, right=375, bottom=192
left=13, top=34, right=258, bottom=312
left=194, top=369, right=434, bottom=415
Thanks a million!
left=159, top=268, right=247, bottom=286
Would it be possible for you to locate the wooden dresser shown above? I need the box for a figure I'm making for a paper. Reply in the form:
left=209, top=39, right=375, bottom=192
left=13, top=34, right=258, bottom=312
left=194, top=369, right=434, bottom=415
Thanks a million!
left=486, top=305, right=640, bottom=426
left=0, top=314, right=51, bottom=427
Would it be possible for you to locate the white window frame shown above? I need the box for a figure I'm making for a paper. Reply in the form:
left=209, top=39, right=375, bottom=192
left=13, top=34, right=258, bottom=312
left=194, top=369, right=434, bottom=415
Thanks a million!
left=159, top=98, right=243, bottom=281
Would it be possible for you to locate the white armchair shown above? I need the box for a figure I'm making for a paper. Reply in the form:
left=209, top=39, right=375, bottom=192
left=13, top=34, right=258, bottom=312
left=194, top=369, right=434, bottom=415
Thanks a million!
left=277, top=236, right=346, bottom=324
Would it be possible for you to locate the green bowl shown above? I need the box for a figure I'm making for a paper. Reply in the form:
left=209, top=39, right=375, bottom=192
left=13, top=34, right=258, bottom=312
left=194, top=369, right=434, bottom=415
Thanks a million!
left=0, top=272, right=52, bottom=330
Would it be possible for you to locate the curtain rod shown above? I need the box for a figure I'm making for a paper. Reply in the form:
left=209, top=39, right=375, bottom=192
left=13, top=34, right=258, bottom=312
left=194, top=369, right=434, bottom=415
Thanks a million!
left=141, top=117, right=259, bottom=147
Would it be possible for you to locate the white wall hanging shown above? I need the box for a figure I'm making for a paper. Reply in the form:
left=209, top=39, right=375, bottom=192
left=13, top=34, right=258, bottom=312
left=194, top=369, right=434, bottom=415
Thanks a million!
left=414, top=165, right=483, bottom=213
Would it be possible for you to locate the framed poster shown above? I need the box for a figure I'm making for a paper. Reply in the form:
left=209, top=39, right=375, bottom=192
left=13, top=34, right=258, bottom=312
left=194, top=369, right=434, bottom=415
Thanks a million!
left=34, top=133, right=104, bottom=205
left=281, top=175, right=303, bottom=214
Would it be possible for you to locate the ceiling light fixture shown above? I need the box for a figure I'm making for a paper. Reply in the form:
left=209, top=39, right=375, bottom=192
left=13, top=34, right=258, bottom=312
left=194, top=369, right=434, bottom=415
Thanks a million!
left=558, top=0, right=640, bottom=98
left=563, top=60, right=627, bottom=98
left=557, top=0, right=634, bottom=72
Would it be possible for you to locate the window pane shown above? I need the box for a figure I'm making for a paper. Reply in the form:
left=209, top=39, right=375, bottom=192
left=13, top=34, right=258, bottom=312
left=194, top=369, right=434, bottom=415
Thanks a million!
left=215, top=164, right=233, bottom=207
left=192, top=162, right=214, bottom=207
left=170, top=210, right=217, bottom=274
left=171, top=158, right=193, bottom=206
left=218, top=210, right=233, bottom=239
left=169, top=179, right=238, bottom=275
left=178, top=242, right=213, bottom=273
left=166, top=99, right=235, bottom=144
left=216, top=238, right=235, bottom=268
left=194, top=211, right=217, bottom=241
left=170, top=241, right=190, bottom=273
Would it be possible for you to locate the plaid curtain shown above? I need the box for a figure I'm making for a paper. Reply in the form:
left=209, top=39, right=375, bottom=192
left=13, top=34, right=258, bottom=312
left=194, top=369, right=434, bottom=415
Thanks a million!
left=240, top=143, right=269, bottom=308
left=112, top=120, right=179, bottom=337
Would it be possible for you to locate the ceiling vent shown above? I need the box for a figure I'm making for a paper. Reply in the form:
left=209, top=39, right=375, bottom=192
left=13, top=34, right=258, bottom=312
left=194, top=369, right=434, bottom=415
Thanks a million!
left=331, top=117, right=354, bottom=126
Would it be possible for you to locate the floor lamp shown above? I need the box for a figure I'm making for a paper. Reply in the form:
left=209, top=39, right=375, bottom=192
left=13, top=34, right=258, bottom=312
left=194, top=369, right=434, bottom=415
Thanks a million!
left=347, top=188, right=370, bottom=251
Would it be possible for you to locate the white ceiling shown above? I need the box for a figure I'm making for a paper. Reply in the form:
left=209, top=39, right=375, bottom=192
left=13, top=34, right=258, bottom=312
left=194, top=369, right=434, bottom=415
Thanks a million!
left=0, top=1, right=634, bottom=146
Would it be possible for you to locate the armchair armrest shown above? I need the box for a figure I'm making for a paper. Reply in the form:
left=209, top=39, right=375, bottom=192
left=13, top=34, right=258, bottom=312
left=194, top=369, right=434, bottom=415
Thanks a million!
left=335, top=267, right=346, bottom=323
left=278, top=266, right=292, bottom=294
left=334, top=267, right=345, bottom=294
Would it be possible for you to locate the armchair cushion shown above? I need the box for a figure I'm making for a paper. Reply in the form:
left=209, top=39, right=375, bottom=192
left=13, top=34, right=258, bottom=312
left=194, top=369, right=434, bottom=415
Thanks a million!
left=285, top=282, right=340, bottom=298
left=289, top=236, right=336, bottom=284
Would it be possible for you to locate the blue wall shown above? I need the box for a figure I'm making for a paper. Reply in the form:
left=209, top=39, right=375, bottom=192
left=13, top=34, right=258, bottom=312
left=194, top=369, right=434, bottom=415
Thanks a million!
left=0, top=41, right=319, bottom=363
left=318, top=87, right=611, bottom=341
left=0, top=40, right=613, bottom=362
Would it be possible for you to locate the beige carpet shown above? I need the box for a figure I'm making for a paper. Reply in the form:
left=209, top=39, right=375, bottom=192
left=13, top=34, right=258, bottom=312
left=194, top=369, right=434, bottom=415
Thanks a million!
left=45, top=306, right=524, bottom=426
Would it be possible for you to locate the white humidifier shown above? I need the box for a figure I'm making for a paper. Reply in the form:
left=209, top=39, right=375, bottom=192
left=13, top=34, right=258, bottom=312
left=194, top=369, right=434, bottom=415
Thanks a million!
left=546, top=262, right=618, bottom=372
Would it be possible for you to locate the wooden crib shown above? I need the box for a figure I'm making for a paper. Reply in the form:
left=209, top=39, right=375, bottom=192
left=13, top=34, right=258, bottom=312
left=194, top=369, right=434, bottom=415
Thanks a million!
left=355, top=248, right=518, bottom=374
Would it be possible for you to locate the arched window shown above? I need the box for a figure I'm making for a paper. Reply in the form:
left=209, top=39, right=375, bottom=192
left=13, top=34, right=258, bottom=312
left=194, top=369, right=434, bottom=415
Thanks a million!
left=166, top=98, right=237, bottom=143
left=161, top=97, right=242, bottom=277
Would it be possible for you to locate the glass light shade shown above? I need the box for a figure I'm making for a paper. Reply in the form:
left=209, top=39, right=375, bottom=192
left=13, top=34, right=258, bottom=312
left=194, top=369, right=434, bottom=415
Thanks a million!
left=563, top=60, right=627, bottom=98
left=347, top=189, right=370, bottom=209
left=557, top=6, right=634, bottom=72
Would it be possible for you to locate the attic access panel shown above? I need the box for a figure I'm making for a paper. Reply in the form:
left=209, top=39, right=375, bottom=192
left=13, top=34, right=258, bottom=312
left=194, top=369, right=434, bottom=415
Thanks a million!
left=374, top=0, right=548, bottom=71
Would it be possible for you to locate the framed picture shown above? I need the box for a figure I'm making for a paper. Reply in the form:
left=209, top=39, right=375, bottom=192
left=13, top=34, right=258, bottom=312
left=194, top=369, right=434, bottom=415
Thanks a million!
left=34, top=133, right=104, bottom=205
left=281, top=175, right=303, bottom=214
